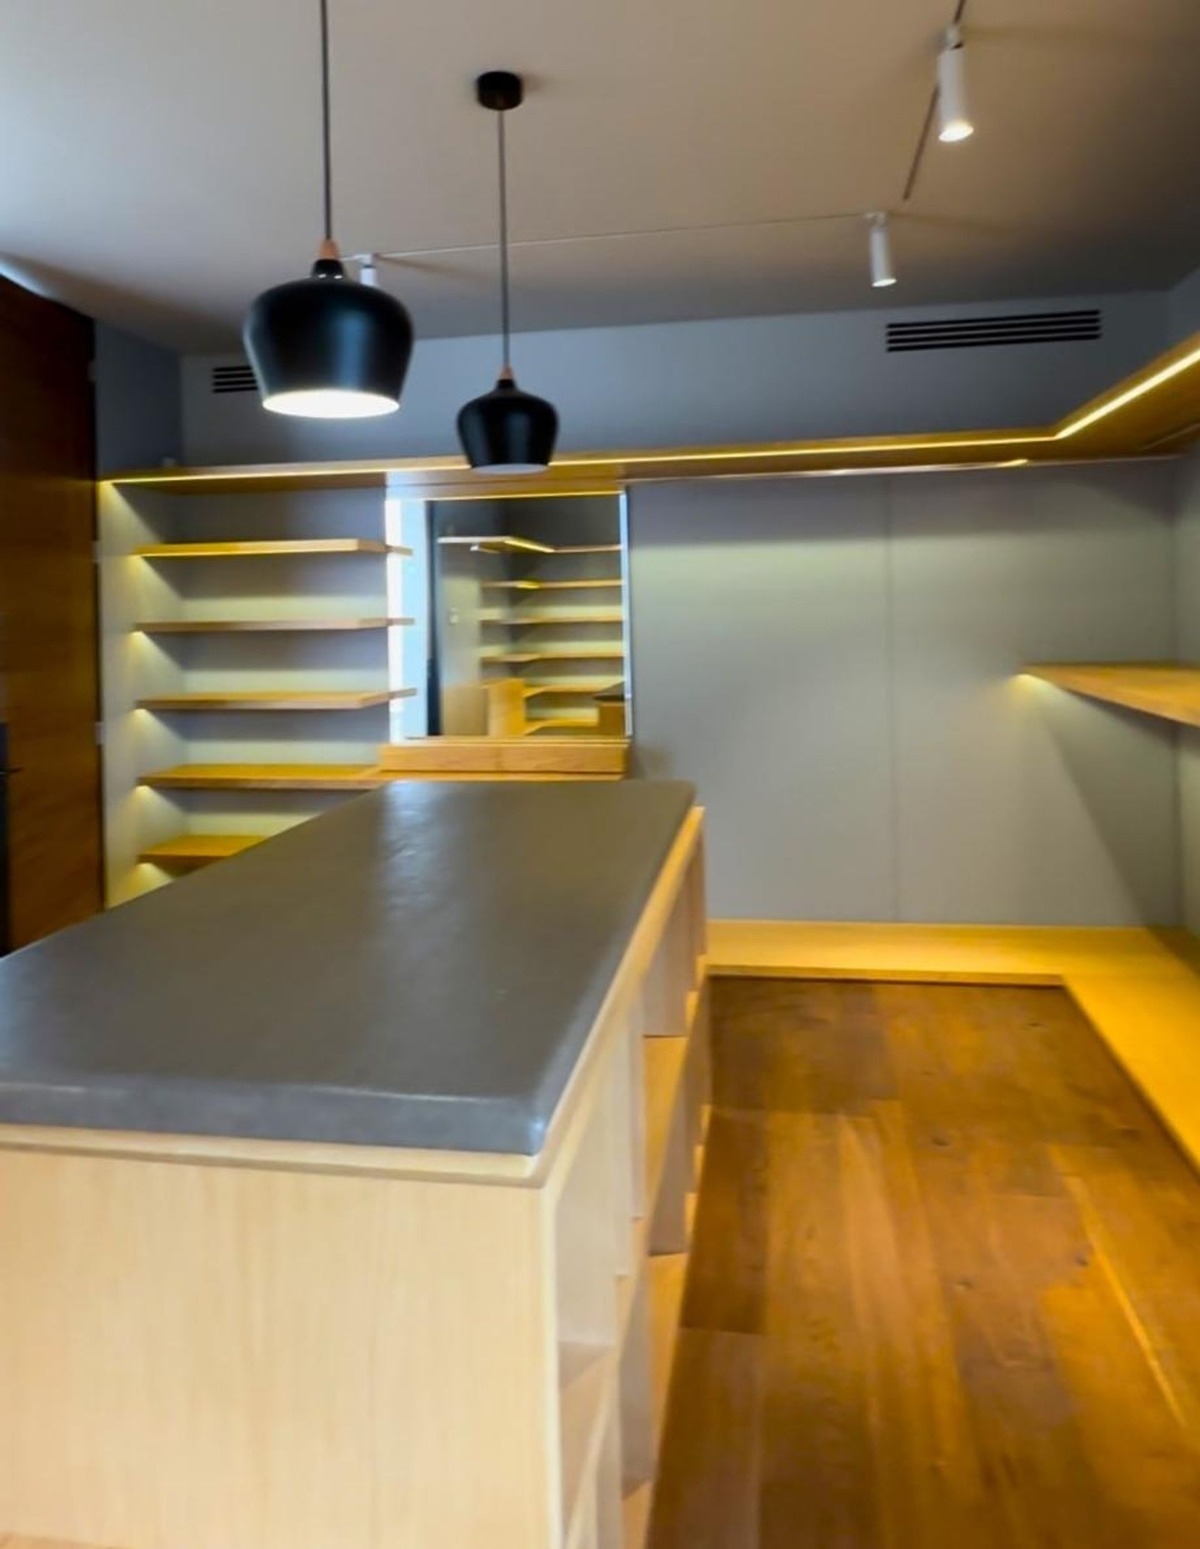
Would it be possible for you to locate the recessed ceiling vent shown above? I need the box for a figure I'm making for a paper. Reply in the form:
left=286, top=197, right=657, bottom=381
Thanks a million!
left=210, top=362, right=258, bottom=394
left=887, top=309, right=1102, bottom=353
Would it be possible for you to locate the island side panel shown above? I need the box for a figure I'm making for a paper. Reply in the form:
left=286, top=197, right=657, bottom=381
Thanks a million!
left=0, top=1157, right=559, bottom=1549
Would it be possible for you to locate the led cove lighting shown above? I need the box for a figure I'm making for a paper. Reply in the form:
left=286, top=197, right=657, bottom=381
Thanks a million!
left=1055, top=343, right=1200, bottom=439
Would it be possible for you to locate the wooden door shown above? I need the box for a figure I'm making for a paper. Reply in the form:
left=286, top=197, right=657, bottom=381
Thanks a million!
left=0, top=275, right=101, bottom=948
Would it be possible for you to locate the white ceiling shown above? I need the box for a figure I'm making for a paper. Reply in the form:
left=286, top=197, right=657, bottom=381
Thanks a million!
left=2, top=0, right=1199, bottom=351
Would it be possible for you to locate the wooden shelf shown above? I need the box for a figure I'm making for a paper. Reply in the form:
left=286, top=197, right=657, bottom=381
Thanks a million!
left=1024, top=663, right=1200, bottom=730
left=522, top=717, right=601, bottom=735
left=138, top=617, right=413, bottom=634
left=437, top=535, right=555, bottom=555
left=553, top=545, right=622, bottom=555
left=524, top=679, right=624, bottom=698
left=484, top=612, right=626, bottom=627
left=135, top=539, right=408, bottom=559
left=138, top=834, right=267, bottom=868
left=623, top=1480, right=654, bottom=1549
left=482, top=580, right=622, bottom=592
left=560, top=1345, right=614, bottom=1539
left=141, top=764, right=383, bottom=791
left=643, top=1037, right=690, bottom=1211
left=648, top=1251, right=689, bottom=1446
left=138, top=689, right=413, bottom=712
left=485, top=648, right=625, bottom=664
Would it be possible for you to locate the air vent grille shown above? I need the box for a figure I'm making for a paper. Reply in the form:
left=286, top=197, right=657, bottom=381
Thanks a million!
left=887, top=309, right=1102, bottom=353
left=210, top=363, right=258, bottom=394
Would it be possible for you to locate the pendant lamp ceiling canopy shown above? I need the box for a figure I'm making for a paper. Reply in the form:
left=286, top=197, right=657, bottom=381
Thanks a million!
left=244, top=0, right=413, bottom=419
left=457, top=71, right=559, bottom=474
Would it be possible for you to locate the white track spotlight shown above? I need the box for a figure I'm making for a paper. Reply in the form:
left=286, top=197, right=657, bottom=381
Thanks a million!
left=868, top=213, right=896, bottom=289
left=937, top=24, right=974, bottom=143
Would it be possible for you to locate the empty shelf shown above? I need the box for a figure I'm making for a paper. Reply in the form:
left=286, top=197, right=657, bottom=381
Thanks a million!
left=523, top=679, right=624, bottom=698
left=138, top=617, right=413, bottom=634
left=135, top=539, right=409, bottom=559
left=481, top=579, right=621, bottom=592
left=141, top=764, right=383, bottom=791
left=643, top=1036, right=689, bottom=1212
left=484, top=612, right=626, bottom=627
left=437, top=535, right=555, bottom=554
left=138, top=834, right=268, bottom=868
left=1023, top=663, right=1200, bottom=730
left=484, top=648, right=625, bottom=664
left=560, top=1343, right=613, bottom=1538
left=138, top=689, right=414, bottom=711
left=552, top=544, right=622, bottom=555
left=522, top=717, right=601, bottom=735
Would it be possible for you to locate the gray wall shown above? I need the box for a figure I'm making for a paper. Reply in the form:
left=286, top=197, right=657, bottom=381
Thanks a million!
left=629, top=466, right=1179, bottom=924
left=181, top=290, right=1166, bottom=467
left=1168, top=263, right=1200, bottom=348
left=94, top=322, right=182, bottom=475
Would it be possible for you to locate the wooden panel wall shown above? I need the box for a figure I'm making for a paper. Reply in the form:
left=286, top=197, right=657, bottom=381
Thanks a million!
left=0, top=275, right=101, bottom=947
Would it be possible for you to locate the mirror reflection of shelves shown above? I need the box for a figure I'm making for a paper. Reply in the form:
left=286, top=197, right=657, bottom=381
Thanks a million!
left=433, top=497, right=628, bottom=739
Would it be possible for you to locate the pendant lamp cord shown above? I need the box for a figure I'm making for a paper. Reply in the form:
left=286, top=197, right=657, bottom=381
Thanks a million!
left=319, top=0, right=334, bottom=243
left=497, top=108, right=511, bottom=372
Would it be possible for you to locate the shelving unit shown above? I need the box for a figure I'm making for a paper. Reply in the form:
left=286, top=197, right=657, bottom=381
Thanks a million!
left=429, top=498, right=628, bottom=739
left=1024, top=662, right=1200, bottom=729
left=102, top=481, right=421, bottom=900
left=542, top=815, right=708, bottom=1549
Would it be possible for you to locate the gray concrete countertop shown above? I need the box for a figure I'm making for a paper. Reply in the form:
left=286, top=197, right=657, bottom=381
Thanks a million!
left=0, top=780, right=695, bottom=1154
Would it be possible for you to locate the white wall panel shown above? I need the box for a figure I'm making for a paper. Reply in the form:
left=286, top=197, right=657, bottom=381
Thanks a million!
left=629, top=465, right=1179, bottom=924
left=629, top=479, right=894, bottom=920
left=889, top=467, right=1177, bottom=924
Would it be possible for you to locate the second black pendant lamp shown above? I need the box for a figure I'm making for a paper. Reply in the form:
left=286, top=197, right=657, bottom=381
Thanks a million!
left=243, top=0, right=413, bottom=418
left=457, top=72, right=559, bottom=473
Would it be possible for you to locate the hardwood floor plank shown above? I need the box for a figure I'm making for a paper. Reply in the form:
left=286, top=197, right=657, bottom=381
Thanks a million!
left=839, top=1106, right=991, bottom=1547
left=651, top=978, right=1200, bottom=1549
left=759, top=1110, right=877, bottom=1549
left=682, top=1110, right=769, bottom=1335
left=1042, top=1259, right=1200, bottom=1546
left=712, top=980, right=895, bottom=1115
left=648, top=1330, right=763, bottom=1549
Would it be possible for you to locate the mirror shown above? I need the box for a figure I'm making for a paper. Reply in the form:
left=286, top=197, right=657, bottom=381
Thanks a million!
left=429, top=494, right=629, bottom=739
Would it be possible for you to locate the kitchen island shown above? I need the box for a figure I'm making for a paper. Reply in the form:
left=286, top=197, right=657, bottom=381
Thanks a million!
left=0, top=780, right=708, bottom=1549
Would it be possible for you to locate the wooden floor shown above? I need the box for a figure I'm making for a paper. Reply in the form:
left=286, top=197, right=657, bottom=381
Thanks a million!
left=649, top=979, right=1200, bottom=1549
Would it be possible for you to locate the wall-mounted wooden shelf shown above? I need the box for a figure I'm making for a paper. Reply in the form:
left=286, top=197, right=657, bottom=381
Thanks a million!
left=138, top=689, right=414, bottom=712
left=138, top=834, right=268, bottom=868
left=135, top=539, right=410, bottom=559
left=482, top=580, right=622, bottom=592
left=142, top=764, right=383, bottom=791
left=522, top=717, right=600, bottom=735
left=524, top=679, right=624, bottom=698
left=484, top=612, right=626, bottom=627
left=138, top=617, right=413, bottom=634
left=1024, top=663, right=1200, bottom=730
left=437, top=535, right=555, bottom=555
left=485, top=648, right=625, bottom=664
left=554, top=545, right=622, bottom=555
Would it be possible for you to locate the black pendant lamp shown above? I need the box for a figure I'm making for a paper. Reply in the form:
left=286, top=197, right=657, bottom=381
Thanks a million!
left=244, top=0, right=413, bottom=418
left=457, top=72, right=559, bottom=473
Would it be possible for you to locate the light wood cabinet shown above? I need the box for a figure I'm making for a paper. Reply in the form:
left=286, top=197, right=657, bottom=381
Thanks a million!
left=0, top=810, right=708, bottom=1549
